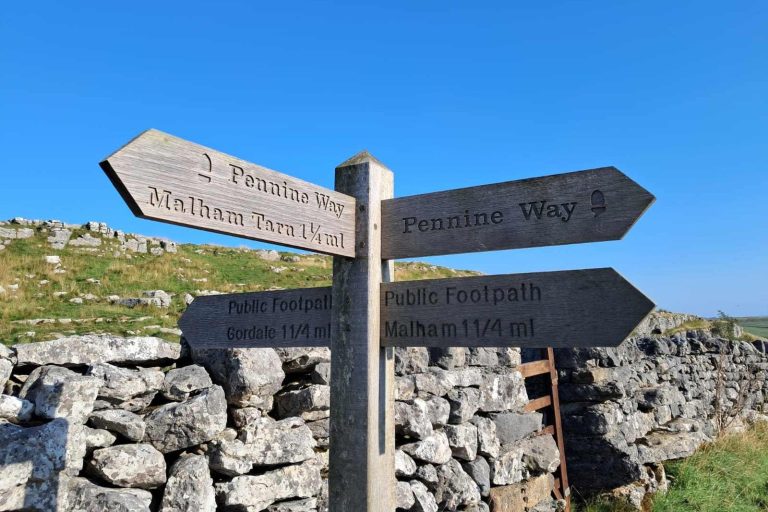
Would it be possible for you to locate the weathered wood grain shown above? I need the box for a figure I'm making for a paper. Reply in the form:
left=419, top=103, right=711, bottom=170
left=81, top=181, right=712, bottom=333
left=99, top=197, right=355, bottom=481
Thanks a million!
left=329, top=152, right=395, bottom=512
left=178, top=287, right=332, bottom=349
left=381, top=167, right=654, bottom=259
left=100, top=129, right=356, bottom=256
left=380, top=268, right=654, bottom=348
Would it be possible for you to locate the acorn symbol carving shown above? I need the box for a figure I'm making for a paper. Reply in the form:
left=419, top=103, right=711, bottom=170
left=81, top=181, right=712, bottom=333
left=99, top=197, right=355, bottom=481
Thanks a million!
left=591, top=190, right=606, bottom=217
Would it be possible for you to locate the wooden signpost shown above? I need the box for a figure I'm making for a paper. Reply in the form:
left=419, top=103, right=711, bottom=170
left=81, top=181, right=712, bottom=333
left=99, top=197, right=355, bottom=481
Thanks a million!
left=102, top=130, right=656, bottom=512
left=100, top=129, right=356, bottom=256
left=381, top=167, right=654, bottom=259
left=179, top=287, right=334, bottom=349
left=381, top=269, right=654, bottom=348
left=180, top=269, right=654, bottom=350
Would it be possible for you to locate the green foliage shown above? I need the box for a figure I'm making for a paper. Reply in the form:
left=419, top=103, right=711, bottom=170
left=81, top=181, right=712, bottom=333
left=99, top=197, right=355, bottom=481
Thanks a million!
left=712, top=310, right=738, bottom=340
left=653, top=423, right=768, bottom=512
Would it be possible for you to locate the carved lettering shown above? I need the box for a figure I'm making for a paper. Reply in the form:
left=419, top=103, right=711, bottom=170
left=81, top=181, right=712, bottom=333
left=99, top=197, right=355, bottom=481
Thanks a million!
left=402, top=209, right=503, bottom=234
left=520, top=200, right=577, bottom=222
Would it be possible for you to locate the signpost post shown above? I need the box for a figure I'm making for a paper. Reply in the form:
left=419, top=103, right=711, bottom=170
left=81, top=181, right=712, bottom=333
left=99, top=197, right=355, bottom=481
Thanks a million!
left=103, top=130, right=656, bottom=512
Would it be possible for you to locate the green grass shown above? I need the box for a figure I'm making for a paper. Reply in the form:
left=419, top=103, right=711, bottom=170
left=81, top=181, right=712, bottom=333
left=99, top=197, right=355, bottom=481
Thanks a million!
left=577, top=424, right=768, bottom=511
left=0, top=224, right=479, bottom=345
left=653, top=424, right=768, bottom=511
left=736, top=317, right=768, bottom=339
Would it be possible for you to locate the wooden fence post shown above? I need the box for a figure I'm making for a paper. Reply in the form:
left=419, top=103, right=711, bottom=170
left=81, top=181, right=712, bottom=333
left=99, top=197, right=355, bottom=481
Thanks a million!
left=329, top=152, right=395, bottom=511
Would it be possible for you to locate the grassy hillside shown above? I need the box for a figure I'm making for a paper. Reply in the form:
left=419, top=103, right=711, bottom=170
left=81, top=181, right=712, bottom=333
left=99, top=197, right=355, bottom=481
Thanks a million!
left=737, top=317, right=768, bottom=339
left=0, top=222, right=479, bottom=345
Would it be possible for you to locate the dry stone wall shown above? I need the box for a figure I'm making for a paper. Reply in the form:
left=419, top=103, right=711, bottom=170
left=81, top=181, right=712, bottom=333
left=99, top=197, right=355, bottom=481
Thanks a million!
left=0, top=335, right=563, bottom=512
left=553, top=332, right=768, bottom=507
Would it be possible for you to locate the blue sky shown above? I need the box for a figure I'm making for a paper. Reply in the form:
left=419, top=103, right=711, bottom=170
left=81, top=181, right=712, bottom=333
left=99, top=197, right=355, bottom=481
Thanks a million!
left=1, top=2, right=766, bottom=316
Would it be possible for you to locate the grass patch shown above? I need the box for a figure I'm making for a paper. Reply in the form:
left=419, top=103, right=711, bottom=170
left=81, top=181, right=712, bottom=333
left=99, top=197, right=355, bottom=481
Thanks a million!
left=653, top=423, right=768, bottom=512
left=736, top=317, right=768, bottom=339
left=0, top=225, right=479, bottom=345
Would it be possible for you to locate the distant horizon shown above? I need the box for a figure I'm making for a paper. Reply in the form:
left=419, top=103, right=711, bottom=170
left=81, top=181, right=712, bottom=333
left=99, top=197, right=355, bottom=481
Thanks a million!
left=3, top=213, right=765, bottom=320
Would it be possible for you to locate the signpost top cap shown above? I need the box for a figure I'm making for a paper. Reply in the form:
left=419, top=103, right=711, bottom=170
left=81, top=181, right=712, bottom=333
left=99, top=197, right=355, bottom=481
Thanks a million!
left=336, top=150, right=389, bottom=169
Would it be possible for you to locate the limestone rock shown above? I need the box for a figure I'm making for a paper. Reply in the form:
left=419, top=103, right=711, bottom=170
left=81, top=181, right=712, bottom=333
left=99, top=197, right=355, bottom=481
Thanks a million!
left=275, top=384, right=330, bottom=420
left=488, top=473, right=554, bottom=512
left=160, top=454, right=216, bottom=512
left=434, top=458, right=482, bottom=510
left=20, top=365, right=101, bottom=423
left=462, top=456, right=491, bottom=497
left=395, top=347, right=429, bottom=374
left=144, top=385, right=227, bottom=453
left=83, top=426, right=117, bottom=450
left=410, top=480, right=439, bottom=512
left=396, top=480, right=416, bottom=509
left=277, top=347, right=330, bottom=373
left=47, top=228, right=72, bottom=249
left=0, top=394, right=33, bottom=422
left=429, top=347, right=467, bottom=370
left=400, top=430, right=452, bottom=464
left=69, top=234, right=102, bottom=247
left=86, top=363, right=163, bottom=402
left=87, top=444, right=166, bottom=489
left=89, top=409, right=146, bottom=442
left=521, top=435, right=561, bottom=473
left=231, top=407, right=263, bottom=428
left=210, top=417, right=316, bottom=475
left=447, top=387, right=481, bottom=423
left=215, top=458, right=322, bottom=510
left=161, top=364, right=212, bottom=401
left=395, top=449, right=417, bottom=477
left=444, top=423, right=478, bottom=461
left=471, top=416, right=501, bottom=458
left=0, top=359, right=12, bottom=391
left=255, top=249, right=280, bottom=261
left=14, top=335, right=180, bottom=367
left=0, top=420, right=87, bottom=510
left=424, top=395, right=450, bottom=426
left=492, top=411, right=542, bottom=444
left=65, top=476, right=153, bottom=512
left=395, top=398, right=433, bottom=439
left=491, top=446, right=524, bottom=485
left=415, top=464, right=439, bottom=485
left=118, top=290, right=172, bottom=308
left=192, top=347, right=284, bottom=408
left=266, top=498, right=319, bottom=511
left=479, top=372, right=527, bottom=412
left=414, top=370, right=453, bottom=397
left=637, top=430, right=709, bottom=463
